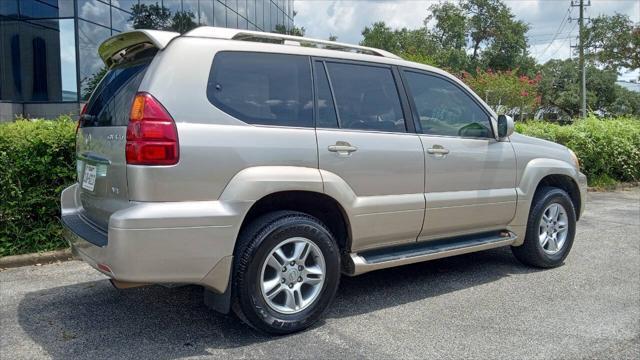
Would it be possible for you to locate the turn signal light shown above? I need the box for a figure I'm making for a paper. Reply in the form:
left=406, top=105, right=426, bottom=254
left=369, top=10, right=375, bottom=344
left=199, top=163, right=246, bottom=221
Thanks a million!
left=126, top=92, right=179, bottom=165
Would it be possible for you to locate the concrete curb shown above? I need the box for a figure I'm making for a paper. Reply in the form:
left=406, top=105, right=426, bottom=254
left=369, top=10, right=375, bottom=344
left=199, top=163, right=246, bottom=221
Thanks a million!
left=0, top=249, right=73, bottom=269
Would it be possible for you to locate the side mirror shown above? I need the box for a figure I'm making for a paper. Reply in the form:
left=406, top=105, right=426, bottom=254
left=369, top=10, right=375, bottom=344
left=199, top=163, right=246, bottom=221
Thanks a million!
left=497, top=114, right=514, bottom=139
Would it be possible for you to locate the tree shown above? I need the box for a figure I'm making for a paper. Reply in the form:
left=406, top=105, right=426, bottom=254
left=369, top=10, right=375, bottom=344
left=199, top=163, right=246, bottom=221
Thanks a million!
left=129, top=2, right=171, bottom=31
left=328, top=34, right=338, bottom=42
left=360, top=22, right=437, bottom=60
left=81, top=66, right=107, bottom=101
left=274, top=24, right=305, bottom=37
left=426, top=1, right=466, bottom=50
left=582, top=14, right=640, bottom=72
left=536, top=59, right=635, bottom=117
left=169, top=10, right=197, bottom=34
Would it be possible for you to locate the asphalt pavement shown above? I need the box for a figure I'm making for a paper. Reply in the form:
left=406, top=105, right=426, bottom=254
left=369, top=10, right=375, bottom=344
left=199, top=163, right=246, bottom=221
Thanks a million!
left=1, top=189, right=639, bottom=359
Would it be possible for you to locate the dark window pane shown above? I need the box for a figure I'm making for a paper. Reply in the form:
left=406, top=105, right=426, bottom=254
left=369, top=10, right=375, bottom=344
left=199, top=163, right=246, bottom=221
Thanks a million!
left=314, top=61, right=337, bottom=128
left=78, top=20, right=111, bottom=100
left=0, top=19, right=77, bottom=102
left=325, top=62, right=405, bottom=132
left=83, top=61, right=150, bottom=127
left=214, top=0, right=226, bottom=26
left=207, top=52, right=313, bottom=127
left=112, top=0, right=139, bottom=12
left=17, top=0, right=74, bottom=18
left=404, top=71, right=491, bottom=138
left=0, top=0, right=19, bottom=17
left=112, top=7, right=134, bottom=32
left=77, top=0, right=110, bottom=27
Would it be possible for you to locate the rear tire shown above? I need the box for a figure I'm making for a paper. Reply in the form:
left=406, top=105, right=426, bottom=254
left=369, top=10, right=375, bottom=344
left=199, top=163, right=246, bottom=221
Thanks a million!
left=512, top=187, right=576, bottom=268
left=232, top=211, right=340, bottom=334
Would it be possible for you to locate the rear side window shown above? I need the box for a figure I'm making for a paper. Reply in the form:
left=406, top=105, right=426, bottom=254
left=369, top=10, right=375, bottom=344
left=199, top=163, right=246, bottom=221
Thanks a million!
left=207, top=52, right=313, bottom=127
left=325, top=62, right=406, bottom=133
left=82, top=61, right=149, bottom=127
left=313, top=61, right=338, bottom=128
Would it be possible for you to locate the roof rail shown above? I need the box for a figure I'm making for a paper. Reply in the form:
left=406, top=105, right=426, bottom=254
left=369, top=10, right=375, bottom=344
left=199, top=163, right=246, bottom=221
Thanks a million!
left=184, top=26, right=402, bottom=59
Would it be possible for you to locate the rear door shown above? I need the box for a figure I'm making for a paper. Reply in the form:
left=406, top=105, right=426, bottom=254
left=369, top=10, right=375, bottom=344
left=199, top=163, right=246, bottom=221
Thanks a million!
left=314, top=59, right=425, bottom=252
left=77, top=53, right=153, bottom=229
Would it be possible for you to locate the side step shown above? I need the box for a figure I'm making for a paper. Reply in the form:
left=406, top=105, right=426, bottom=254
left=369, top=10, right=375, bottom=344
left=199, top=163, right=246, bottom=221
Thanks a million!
left=346, top=231, right=517, bottom=276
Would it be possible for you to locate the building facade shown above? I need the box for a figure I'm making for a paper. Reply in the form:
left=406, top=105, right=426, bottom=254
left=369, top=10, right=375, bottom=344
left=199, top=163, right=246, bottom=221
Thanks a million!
left=0, top=0, right=295, bottom=120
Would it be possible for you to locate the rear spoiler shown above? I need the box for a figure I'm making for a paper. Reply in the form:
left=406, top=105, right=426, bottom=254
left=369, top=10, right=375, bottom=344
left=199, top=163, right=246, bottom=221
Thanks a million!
left=98, top=30, right=179, bottom=68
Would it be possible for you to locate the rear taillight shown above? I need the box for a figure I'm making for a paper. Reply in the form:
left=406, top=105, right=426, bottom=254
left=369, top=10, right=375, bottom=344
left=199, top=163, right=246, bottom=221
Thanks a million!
left=76, top=103, right=87, bottom=135
left=126, top=92, right=179, bottom=165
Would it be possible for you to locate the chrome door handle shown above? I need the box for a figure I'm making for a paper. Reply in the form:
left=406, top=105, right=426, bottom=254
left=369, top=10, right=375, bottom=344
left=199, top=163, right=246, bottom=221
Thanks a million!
left=328, top=142, right=358, bottom=154
left=426, top=147, right=450, bottom=155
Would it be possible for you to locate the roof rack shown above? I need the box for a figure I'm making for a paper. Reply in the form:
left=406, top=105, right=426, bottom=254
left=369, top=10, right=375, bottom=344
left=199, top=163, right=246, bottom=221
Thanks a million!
left=184, top=26, right=401, bottom=59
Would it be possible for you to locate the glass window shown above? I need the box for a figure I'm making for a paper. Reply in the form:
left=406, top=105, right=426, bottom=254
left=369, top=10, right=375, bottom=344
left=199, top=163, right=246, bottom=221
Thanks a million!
left=325, top=62, right=406, bottom=133
left=404, top=71, right=492, bottom=138
left=161, top=0, right=181, bottom=13
left=82, top=61, right=150, bottom=127
left=77, top=0, right=111, bottom=27
left=237, top=0, right=246, bottom=17
left=78, top=20, right=111, bottom=100
left=314, top=62, right=337, bottom=128
left=111, top=7, right=134, bottom=32
left=112, top=0, right=139, bottom=12
left=0, top=19, right=77, bottom=102
left=269, top=1, right=277, bottom=31
left=198, top=0, right=214, bottom=26
left=214, top=0, right=226, bottom=26
left=255, top=0, right=264, bottom=29
left=15, top=0, right=74, bottom=19
left=0, top=0, right=19, bottom=17
left=237, top=14, right=247, bottom=29
left=226, top=0, right=237, bottom=12
left=207, top=52, right=313, bottom=127
left=247, top=0, right=255, bottom=24
left=226, top=9, right=237, bottom=28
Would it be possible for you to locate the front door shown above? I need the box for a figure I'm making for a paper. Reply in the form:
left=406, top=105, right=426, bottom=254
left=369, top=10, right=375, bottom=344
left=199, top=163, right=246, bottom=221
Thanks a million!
left=314, top=59, right=425, bottom=251
left=401, top=69, right=517, bottom=241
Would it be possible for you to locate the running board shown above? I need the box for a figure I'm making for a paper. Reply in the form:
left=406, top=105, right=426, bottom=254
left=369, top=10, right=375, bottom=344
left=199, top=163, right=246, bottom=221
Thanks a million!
left=346, top=231, right=517, bottom=276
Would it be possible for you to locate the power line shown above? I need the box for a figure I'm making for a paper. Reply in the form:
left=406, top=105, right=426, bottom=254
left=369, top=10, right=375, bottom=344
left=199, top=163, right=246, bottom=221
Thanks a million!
left=536, top=6, right=573, bottom=59
left=542, top=21, right=579, bottom=61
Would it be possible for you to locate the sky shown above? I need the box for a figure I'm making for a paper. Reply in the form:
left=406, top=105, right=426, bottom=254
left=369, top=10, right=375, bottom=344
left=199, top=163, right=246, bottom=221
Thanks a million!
left=294, top=0, right=640, bottom=81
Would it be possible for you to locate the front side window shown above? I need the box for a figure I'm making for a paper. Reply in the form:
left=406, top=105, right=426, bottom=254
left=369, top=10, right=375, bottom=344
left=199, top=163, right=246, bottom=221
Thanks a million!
left=325, top=62, right=406, bottom=133
left=207, top=52, right=313, bottom=127
left=404, top=71, right=492, bottom=138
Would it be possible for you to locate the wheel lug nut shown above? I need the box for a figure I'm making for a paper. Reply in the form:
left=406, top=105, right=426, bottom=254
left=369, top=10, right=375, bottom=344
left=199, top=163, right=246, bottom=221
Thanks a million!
left=282, top=267, right=287, bottom=272
left=298, top=265, right=303, bottom=271
left=298, top=277, right=302, bottom=282
left=290, top=261, right=295, bottom=266
left=281, top=278, right=285, bottom=283
left=288, top=283, right=293, bottom=288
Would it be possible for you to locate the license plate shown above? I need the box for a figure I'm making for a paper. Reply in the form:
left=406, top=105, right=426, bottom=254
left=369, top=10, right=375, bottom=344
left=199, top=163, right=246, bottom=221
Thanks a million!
left=82, top=164, right=97, bottom=191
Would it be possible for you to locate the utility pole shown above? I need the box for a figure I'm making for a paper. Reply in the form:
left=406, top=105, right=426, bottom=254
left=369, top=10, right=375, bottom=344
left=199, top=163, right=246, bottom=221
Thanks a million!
left=572, top=0, right=590, bottom=118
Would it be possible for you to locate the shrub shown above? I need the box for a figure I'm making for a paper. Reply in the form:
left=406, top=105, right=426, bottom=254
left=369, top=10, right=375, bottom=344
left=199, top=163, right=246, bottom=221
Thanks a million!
left=515, top=116, right=640, bottom=185
left=0, top=117, right=76, bottom=256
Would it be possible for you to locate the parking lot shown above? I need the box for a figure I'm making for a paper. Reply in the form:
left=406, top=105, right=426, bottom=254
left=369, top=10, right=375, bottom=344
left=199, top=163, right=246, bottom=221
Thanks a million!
left=1, top=189, right=638, bottom=359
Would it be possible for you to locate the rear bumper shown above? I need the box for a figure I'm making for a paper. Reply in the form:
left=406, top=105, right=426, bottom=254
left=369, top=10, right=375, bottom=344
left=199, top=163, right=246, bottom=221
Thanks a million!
left=60, top=183, right=251, bottom=293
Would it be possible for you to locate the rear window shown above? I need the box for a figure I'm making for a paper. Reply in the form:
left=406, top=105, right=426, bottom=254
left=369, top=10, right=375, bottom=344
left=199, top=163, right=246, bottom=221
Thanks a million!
left=207, top=52, right=313, bottom=128
left=81, top=60, right=150, bottom=128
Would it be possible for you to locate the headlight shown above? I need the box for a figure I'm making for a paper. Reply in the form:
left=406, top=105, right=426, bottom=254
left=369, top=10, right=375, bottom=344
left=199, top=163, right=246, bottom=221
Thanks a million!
left=568, top=149, right=580, bottom=170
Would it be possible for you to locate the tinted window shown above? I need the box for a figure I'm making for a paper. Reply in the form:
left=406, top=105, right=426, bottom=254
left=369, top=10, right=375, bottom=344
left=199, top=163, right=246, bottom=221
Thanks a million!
left=314, top=61, right=338, bottom=128
left=325, top=62, right=405, bottom=132
left=207, top=52, right=313, bottom=127
left=404, top=71, right=492, bottom=138
left=81, top=61, right=149, bottom=127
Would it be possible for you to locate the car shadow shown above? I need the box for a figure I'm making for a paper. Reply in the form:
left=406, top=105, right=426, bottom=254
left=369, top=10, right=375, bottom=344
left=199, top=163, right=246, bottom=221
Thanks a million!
left=17, top=247, right=538, bottom=359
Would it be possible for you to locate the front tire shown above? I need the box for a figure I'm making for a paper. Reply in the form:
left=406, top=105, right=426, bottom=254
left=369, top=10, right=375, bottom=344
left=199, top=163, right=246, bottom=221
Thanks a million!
left=512, top=187, right=577, bottom=268
left=232, top=211, right=341, bottom=334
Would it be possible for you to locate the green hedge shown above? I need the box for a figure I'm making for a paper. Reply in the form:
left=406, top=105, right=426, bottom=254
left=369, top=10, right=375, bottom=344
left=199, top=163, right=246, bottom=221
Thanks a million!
left=0, top=116, right=638, bottom=256
left=0, top=118, right=76, bottom=256
left=516, top=116, right=640, bottom=186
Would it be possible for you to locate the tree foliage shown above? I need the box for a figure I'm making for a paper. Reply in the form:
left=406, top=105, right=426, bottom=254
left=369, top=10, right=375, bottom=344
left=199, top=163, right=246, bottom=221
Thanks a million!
left=582, top=14, right=640, bottom=72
